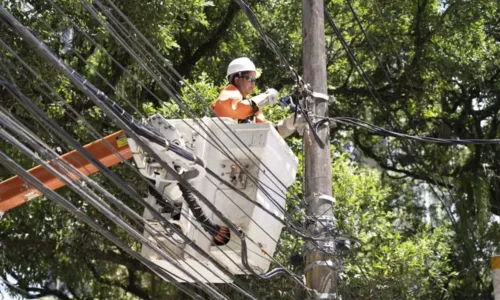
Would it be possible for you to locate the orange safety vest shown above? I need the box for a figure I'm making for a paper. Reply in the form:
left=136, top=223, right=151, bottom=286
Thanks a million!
left=211, top=84, right=267, bottom=123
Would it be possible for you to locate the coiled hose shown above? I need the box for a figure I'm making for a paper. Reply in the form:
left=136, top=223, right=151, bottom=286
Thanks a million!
left=178, top=183, right=230, bottom=246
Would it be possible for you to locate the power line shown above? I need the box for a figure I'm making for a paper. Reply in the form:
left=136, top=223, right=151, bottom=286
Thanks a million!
left=0, top=147, right=207, bottom=300
left=0, top=106, right=230, bottom=300
left=324, top=5, right=488, bottom=291
left=0, top=1, right=351, bottom=297
left=84, top=0, right=342, bottom=254
left=0, top=106, right=241, bottom=299
left=327, top=116, right=500, bottom=145
left=343, top=0, right=394, bottom=87
left=0, top=38, right=260, bottom=300
left=0, top=5, right=304, bottom=296
left=0, top=65, right=259, bottom=298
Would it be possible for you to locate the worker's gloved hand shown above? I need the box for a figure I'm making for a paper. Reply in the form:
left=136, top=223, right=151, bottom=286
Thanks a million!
left=249, top=88, right=279, bottom=108
left=277, top=113, right=307, bottom=138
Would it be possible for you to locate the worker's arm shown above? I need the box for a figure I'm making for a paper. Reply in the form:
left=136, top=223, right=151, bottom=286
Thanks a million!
left=277, top=114, right=305, bottom=138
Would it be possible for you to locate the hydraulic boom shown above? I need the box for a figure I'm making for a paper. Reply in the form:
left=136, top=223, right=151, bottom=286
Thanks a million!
left=0, top=130, right=131, bottom=213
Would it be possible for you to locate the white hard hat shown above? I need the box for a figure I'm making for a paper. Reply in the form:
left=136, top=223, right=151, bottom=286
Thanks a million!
left=226, top=57, right=256, bottom=78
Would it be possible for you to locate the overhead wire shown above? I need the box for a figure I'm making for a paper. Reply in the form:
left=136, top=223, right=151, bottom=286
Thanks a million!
left=0, top=105, right=240, bottom=300
left=0, top=3, right=348, bottom=298
left=342, top=1, right=489, bottom=281
left=0, top=50, right=258, bottom=299
left=231, top=0, right=303, bottom=86
left=0, top=0, right=340, bottom=292
left=343, top=0, right=394, bottom=87
left=35, top=0, right=309, bottom=266
left=80, top=0, right=294, bottom=215
left=324, top=3, right=488, bottom=289
left=0, top=99, right=230, bottom=300
left=88, top=0, right=300, bottom=211
left=0, top=31, right=256, bottom=299
left=0, top=27, right=288, bottom=289
left=76, top=0, right=341, bottom=273
left=0, top=2, right=320, bottom=300
left=96, top=0, right=325, bottom=225
left=0, top=144, right=206, bottom=300
left=323, top=6, right=443, bottom=297
left=0, top=6, right=291, bottom=295
left=330, top=116, right=500, bottom=145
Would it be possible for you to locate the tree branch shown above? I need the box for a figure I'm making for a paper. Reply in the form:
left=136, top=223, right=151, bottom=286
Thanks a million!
left=1, top=276, right=72, bottom=300
left=353, top=133, right=453, bottom=188
left=86, top=260, right=151, bottom=300
left=0, top=237, right=151, bottom=274
left=175, top=1, right=240, bottom=77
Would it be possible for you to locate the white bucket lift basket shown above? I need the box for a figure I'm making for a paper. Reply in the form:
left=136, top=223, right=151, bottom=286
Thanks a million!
left=138, top=117, right=298, bottom=283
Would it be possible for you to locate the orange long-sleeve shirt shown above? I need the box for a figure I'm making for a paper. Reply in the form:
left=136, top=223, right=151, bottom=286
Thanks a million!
left=210, top=84, right=266, bottom=123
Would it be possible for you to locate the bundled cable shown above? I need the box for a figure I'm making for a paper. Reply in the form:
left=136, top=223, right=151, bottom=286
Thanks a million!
left=178, top=183, right=230, bottom=246
left=329, top=116, right=500, bottom=145
left=0, top=2, right=337, bottom=293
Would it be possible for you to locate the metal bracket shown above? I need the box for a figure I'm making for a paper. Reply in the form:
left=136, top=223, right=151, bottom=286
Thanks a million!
left=312, top=92, right=329, bottom=102
left=317, top=194, right=335, bottom=207
left=304, top=260, right=334, bottom=274
left=306, top=215, right=336, bottom=253
left=312, top=292, right=338, bottom=300
left=306, top=193, right=336, bottom=211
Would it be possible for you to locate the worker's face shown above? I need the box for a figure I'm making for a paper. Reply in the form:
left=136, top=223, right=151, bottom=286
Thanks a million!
left=235, top=71, right=256, bottom=98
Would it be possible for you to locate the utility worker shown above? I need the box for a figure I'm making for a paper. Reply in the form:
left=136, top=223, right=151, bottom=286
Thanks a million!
left=211, top=57, right=303, bottom=137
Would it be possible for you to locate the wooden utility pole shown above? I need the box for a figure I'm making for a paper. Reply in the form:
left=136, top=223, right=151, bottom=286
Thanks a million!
left=302, top=0, right=337, bottom=298
left=493, top=255, right=500, bottom=300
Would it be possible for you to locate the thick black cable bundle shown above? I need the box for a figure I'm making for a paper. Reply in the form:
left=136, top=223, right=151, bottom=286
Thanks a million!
left=178, top=183, right=230, bottom=246
left=0, top=1, right=343, bottom=296
left=331, top=117, right=500, bottom=145
left=0, top=15, right=260, bottom=299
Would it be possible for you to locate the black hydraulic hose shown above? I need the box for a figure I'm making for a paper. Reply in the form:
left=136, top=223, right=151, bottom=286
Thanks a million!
left=178, top=183, right=230, bottom=246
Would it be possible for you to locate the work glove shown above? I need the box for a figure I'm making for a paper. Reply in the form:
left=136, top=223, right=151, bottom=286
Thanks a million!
left=249, top=88, right=279, bottom=108
left=277, top=113, right=307, bottom=138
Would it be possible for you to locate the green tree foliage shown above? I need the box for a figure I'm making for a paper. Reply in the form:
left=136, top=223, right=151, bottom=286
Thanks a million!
left=0, top=0, right=499, bottom=298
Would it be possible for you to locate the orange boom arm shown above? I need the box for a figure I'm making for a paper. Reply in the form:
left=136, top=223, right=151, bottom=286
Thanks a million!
left=0, top=131, right=132, bottom=213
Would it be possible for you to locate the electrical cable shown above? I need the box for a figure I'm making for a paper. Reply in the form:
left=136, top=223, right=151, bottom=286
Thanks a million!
left=78, top=0, right=326, bottom=253
left=0, top=34, right=284, bottom=290
left=0, top=150, right=206, bottom=300
left=0, top=39, right=259, bottom=296
left=0, top=68, right=258, bottom=298
left=0, top=106, right=240, bottom=298
left=0, top=111, right=230, bottom=300
left=2, top=0, right=336, bottom=290
left=35, top=4, right=336, bottom=286
left=324, top=6, right=488, bottom=290
left=328, top=116, right=500, bottom=145
left=231, top=0, right=303, bottom=86
left=97, top=0, right=324, bottom=219
left=343, top=0, right=394, bottom=87
left=0, top=10, right=265, bottom=296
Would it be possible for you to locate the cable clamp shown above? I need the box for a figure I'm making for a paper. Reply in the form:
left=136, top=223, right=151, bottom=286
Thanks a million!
left=316, top=216, right=335, bottom=232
